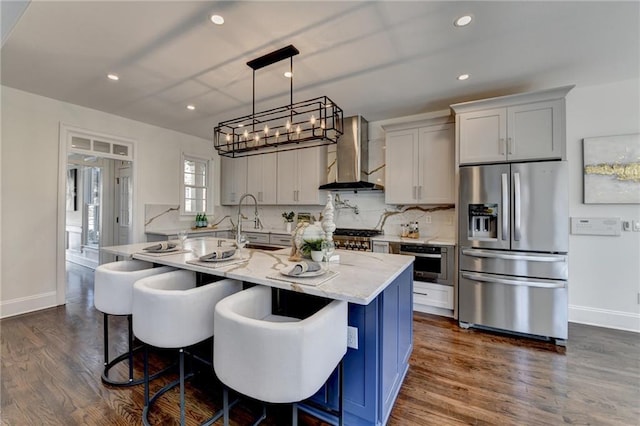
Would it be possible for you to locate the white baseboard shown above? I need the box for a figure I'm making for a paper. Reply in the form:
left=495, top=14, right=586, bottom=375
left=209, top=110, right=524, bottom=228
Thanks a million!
left=569, top=304, right=640, bottom=333
left=0, top=291, right=58, bottom=319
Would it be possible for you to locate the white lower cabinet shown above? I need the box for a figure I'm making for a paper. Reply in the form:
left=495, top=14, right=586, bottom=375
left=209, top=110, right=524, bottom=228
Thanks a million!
left=372, top=241, right=390, bottom=253
left=244, top=232, right=269, bottom=244
left=269, top=233, right=292, bottom=247
left=413, top=281, right=454, bottom=311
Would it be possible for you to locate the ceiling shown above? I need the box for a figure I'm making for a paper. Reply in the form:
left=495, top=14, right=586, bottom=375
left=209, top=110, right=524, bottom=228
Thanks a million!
left=2, top=1, right=638, bottom=141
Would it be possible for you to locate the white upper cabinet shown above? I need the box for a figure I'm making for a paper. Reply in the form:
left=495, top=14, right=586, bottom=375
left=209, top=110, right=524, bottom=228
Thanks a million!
left=277, top=146, right=327, bottom=205
left=506, top=100, right=563, bottom=161
left=220, top=156, right=247, bottom=205
left=457, top=108, right=507, bottom=164
left=452, top=85, right=573, bottom=165
left=385, top=122, right=455, bottom=205
left=247, top=152, right=277, bottom=204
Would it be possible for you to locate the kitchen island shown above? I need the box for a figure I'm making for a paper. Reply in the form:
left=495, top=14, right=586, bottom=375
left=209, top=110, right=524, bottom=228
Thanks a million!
left=102, top=237, right=414, bottom=426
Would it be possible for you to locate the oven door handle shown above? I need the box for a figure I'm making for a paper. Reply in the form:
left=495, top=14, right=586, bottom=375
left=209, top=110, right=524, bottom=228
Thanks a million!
left=461, top=248, right=566, bottom=263
left=400, top=251, right=441, bottom=259
left=461, top=272, right=566, bottom=289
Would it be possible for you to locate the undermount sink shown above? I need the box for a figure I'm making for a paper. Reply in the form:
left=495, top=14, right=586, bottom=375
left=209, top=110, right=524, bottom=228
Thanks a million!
left=244, top=243, right=284, bottom=252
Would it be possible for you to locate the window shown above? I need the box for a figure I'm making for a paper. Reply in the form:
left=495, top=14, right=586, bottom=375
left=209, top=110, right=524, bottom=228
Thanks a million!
left=181, top=155, right=209, bottom=214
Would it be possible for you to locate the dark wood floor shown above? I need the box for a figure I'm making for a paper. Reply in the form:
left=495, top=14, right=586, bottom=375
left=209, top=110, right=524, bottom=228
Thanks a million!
left=1, top=262, right=638, bottom=425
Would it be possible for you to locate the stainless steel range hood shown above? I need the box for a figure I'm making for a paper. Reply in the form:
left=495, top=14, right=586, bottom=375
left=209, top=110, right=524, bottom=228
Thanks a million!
left=319, top=115, right=383, bottom=191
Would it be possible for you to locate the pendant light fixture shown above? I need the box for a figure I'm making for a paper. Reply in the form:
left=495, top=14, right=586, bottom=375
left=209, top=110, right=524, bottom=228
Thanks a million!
left=214, top=45, right=343, bottom=158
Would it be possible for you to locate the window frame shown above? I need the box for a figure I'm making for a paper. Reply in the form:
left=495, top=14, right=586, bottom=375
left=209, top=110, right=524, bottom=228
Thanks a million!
left=180, top=153, right=211, bottom=216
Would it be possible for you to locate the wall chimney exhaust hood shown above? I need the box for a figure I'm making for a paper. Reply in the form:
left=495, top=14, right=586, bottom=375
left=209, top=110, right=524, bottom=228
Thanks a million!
left=319, top=115, right=383, bottom=192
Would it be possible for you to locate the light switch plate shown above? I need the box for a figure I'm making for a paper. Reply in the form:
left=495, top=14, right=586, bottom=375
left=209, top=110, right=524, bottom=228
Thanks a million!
left=633, top=220, right=640, bottom=232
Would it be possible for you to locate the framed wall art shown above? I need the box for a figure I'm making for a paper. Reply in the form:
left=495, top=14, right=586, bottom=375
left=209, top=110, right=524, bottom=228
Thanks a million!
left=583, top=133, right=640, bottom=204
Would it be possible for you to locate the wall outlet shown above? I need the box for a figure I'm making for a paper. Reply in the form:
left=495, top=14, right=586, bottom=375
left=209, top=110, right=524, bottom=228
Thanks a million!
left=623, top=221, right=631, bottom=231
left=347, top=326, right=359, bottom=349
left=425, top=215, right=432, bottom=224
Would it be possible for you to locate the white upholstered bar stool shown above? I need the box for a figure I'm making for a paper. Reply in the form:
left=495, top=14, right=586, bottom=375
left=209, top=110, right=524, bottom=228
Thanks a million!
left=213, top=285, right=348, bottom=426
left=94, top=260, right=175, bottom=386
left=132, top=270, right=242, bottom=426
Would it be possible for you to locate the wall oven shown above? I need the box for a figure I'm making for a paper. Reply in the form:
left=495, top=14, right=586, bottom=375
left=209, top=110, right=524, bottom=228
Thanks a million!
left=391, top=243, right=453, bottom=286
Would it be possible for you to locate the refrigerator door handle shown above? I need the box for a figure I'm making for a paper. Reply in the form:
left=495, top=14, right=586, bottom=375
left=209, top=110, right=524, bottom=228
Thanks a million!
left=461, top=248, right=566, bottom=263
left=501, top=173, right=508, bottom=240
left=461, top=272, right=566, bottom=289
left=514, top=172, right=522, bottom=241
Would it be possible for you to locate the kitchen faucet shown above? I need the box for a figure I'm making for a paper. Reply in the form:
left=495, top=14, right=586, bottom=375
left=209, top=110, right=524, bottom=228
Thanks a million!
left=236, top=193, right=263, bottom=241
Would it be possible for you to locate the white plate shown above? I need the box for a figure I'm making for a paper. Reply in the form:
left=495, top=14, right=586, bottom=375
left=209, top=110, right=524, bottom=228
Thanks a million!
left=144, top=248, right=179, bottom=253
left=199, top=253, right=237, bottom=262
left=280, top=269, right=326, bottom=278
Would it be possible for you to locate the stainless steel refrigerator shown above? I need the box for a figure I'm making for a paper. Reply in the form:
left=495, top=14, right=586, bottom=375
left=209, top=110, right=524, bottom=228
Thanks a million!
left=458, top=161, right=568, bottom=343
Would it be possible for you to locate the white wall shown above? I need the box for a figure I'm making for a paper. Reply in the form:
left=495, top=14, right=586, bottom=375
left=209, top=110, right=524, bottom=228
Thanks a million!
left=0, top=86, right=212, bottom=317
left=566, top=78, right=640, bottom=332
left=2, top=79, right=639, bottom=331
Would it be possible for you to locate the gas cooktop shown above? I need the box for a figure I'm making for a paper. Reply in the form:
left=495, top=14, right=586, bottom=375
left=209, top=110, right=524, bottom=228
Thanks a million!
left=333, top=228, right=382, bottom=238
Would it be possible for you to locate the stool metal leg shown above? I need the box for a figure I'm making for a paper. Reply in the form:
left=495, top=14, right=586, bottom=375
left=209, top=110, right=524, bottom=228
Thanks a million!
left=223, top=387, right=230, bottom=426
left=103, top=313, right=109, bottom=368
left=179, top=349, right=185, bottom=426
left=102, top=313, right=146, bottom=387
left=128, top=315, right=134, bottom=383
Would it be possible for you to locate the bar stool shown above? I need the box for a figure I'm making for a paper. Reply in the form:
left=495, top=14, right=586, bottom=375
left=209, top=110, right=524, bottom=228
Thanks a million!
left=132, top=269, right=242, bottom=426
left=94, top=260, right=175, bottom=386
left=213, top=285, right=348, bottom=426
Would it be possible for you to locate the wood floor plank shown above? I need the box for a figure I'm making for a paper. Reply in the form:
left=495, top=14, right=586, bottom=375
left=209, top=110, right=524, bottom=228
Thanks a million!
left=1, top=262, right=638, bottom=425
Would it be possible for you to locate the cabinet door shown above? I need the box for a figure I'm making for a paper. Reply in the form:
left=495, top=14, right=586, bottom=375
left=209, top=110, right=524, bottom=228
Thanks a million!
left=276, top=147, right=325, bottom=205
left=247, top=152, right=277, bottom=204
left=296, top=146, right=324, bottom=205
left=458, top=108, right=507, bottom=165
left=385, top=129, right=419, bottom=204
left=276, top=150, right=297, bottom=204
left=507, top=100, right=563, bottom=161
left=220, top=156, right=247, bottom=205
left=418, top=123, right=455, bottom=203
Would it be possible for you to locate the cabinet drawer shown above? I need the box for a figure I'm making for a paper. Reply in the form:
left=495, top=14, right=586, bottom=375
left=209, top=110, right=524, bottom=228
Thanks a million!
left=244, top=232, right=269, bottom=244
left=372, top=241, right=389, bottom=253
left=270, top=234, right=292, bottom=247
left=213, top=231, right=233, bottom=239
left=413, top=281, right=453, bottom=309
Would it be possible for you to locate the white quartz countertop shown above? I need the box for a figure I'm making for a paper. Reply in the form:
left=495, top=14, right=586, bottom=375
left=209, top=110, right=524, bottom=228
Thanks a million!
left=371, top=235, right=456, bottom=246
left=102, top=237, right=414, bottom=305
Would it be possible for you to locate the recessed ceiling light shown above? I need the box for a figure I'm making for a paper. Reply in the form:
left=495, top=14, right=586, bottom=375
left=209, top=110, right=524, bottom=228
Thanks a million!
left=210, top=14, right=224, bottom=25
left=457, top=74, right=470, bottom=81
left=454, top=15, right=472, bottom=27
left=237, top=124, right=244, bottom=128
left=107, top=73, right=119, bottom=81
left=284, top=71, right=293, bottom=78
left=187, top=104, right=196, bottom=110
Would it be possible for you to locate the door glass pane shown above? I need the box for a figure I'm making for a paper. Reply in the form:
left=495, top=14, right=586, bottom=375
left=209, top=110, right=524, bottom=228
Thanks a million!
left=71, top=136, right=91, bottom=150
left=94, top=140, right=110, bottom=153
left=113, top=144, right=129, bottom=156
